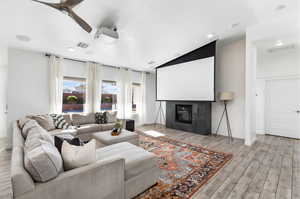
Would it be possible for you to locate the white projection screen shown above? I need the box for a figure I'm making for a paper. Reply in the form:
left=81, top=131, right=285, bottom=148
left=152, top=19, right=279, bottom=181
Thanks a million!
left=156, top=56, right=215, bottom=101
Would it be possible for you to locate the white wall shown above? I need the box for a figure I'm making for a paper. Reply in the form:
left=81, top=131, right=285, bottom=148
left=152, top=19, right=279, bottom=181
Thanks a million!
left=255, top=47, right=300, bottom=134
left=212, top=39, right=246, bottom=139
left=7, top=48, right=158, bottom=140
left=0, top=44, right=8, bottom=138
left=257, top=48, right=300, bottom=78
left=7, top=49, right=50, bottom=138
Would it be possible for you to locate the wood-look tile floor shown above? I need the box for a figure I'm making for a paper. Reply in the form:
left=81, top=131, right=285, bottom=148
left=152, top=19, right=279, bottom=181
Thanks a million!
left=1, top=125, right=299, bottom=199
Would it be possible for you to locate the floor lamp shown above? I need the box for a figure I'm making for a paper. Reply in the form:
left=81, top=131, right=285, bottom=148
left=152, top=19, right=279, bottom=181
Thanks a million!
left=215, top=92, right=234, bottom=142
left=155, top=101, right=166, bottom=126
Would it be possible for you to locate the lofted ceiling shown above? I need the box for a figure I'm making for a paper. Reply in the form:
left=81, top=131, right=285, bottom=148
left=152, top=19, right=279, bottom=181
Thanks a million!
left=0, top=0, right=298, bottom=70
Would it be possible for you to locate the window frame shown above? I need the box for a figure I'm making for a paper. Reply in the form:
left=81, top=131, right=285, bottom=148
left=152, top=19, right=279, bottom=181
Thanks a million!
left=62, top=76, right=87, bottom=113
left=100, top=80, right=118, bottom=111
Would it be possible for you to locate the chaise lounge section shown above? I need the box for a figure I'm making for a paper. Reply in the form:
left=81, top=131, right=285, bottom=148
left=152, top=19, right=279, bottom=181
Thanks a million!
left=11, top=114, right=160, bottom=199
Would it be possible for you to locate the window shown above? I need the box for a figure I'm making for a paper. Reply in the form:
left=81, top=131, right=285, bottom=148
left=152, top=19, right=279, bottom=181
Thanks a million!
left=101, top=80, right=117, bottom=111
left=132, top=83, right=141, bottom=112
left=62, top=77, right=86, bottom=113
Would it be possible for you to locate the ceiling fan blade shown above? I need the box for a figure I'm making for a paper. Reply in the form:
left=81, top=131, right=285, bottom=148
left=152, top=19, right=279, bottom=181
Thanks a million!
left=32, top=0, right=62, bottom=10
left=67, top=9, right=92, bottom=33
left=64, top=0, right=84, bottom=8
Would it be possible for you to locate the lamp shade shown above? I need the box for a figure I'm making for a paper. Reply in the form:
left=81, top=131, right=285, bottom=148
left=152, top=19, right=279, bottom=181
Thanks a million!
left=218, top=92, right=234, bottom=101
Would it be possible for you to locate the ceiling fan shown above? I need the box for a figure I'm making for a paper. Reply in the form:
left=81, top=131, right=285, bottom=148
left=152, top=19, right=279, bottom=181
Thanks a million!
left=32, top=0, right=92, bottom=33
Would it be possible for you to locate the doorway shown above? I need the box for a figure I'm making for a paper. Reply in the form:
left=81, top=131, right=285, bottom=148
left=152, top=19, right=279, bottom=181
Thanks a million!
left=265, top=78, right=300, bottom=138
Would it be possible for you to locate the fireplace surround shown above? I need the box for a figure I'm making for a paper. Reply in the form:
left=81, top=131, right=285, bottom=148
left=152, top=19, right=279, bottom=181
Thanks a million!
left=166, top=101, right=211, bottom=135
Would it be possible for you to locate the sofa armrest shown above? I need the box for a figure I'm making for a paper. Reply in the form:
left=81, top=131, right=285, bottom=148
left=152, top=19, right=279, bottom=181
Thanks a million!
left=27, top=158, right=125, bottom=199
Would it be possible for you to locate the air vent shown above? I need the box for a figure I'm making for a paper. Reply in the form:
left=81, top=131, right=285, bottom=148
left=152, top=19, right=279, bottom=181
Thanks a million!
left=268, top=44, right=296, bottom=53
left=77, top=42, right=89, bottom=48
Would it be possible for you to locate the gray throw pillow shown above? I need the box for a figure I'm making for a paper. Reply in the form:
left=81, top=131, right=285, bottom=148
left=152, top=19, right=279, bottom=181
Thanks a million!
left=24, top=139, right=63, bottom=182
left=25, top=125, right=54, bottom=151
left=18, top=117, right=31, bottom=129
left=21, top=120, right=40, bottom=139
left=30, top=115, right=55, bottom=131
left=105, top=111, right=118, bottom=123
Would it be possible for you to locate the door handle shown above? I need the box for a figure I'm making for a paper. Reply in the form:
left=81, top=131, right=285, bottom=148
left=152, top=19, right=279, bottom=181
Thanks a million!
left=296, top=110, right=300, bottom=114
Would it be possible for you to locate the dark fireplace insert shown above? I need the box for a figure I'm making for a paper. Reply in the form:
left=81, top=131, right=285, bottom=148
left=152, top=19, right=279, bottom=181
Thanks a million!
left=175, top=104, right=193, bottom=124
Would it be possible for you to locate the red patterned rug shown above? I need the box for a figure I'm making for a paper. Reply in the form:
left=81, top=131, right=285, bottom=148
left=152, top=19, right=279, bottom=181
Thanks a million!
left=135, top=132, right=233, bottom=199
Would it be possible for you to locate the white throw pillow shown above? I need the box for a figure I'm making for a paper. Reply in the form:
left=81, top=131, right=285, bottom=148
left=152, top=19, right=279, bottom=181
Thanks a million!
left=105, top=111, right=118, bottom=123
left=61, top=139, right=96, bottom=170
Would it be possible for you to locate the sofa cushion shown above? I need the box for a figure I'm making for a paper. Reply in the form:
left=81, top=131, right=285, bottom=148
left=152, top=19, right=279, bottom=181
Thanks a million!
left=21, top=120, right=40, bottom=139
left=62, top=114, right=72, bottom=125
left=100, top=123, right=115, bottom=131
left=76, top=124, right=101, bottom=135
left=24, top=139, right=63, bottom=182
left=48, top=128, right=77, bottom=136
left=11, top=146, right=35, bottom=198
left=18, top=117, right=31, bottom=131
left=25, top=126, right=54, bottom=150
left=105, top=111, right=118, bottom=123
left=72, top=113, right=95, bottom=126
left=96, top=142, right=157, bottom=180
left=29, top=114, right=55, bottom=131
left=62, top=139, right=96, bottom=170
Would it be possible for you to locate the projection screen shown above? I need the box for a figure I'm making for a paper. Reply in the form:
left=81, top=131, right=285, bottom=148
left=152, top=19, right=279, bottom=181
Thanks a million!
left=156, top=56, right=215, bottom=101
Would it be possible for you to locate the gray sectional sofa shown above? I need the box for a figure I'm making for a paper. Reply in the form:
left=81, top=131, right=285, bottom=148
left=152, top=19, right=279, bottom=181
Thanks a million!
left=11, top=113, right=160, bottom=199
left=48, top=113, right=116, bottom=140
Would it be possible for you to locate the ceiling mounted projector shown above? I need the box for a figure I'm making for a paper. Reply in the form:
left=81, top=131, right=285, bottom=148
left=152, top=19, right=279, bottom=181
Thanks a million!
left=94, top=27, right=119, bottom=43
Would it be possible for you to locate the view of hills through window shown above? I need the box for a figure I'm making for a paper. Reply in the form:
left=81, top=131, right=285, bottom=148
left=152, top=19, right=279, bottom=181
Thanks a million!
left=63, top=77, right=86, bottom=113
left=101, top=80, right=118, bottom=111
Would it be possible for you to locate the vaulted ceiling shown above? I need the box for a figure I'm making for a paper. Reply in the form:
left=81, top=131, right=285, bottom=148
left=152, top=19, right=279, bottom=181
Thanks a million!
left=0, top=0, right=298, bottom=70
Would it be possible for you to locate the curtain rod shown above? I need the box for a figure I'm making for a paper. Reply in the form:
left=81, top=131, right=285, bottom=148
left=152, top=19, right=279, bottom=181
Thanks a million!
left=44, top=53, right=150, bottom=74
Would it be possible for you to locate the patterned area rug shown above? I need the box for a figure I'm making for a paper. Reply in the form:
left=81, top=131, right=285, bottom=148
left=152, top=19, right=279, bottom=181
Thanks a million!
left=135, top=133, right=233, bottom=199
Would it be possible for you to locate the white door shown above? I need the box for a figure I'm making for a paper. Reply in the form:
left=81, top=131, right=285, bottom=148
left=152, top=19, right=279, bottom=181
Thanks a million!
left=265, top=78, right=300, bottom=139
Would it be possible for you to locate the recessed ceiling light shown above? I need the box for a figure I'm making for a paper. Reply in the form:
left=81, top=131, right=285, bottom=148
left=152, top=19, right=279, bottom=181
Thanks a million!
left=16, top=35, right=31, bottom=42
left=276, top=4, right=286, bottom=11
left=276, top=40, right=283, bottom=47
left=207, top=33, right=215, bottom=39
left=68, top=47, right=75, bottom=52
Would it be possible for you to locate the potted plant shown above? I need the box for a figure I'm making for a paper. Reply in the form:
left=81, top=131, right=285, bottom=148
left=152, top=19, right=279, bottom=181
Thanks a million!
left=67, top=95, right=78, bottom=104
